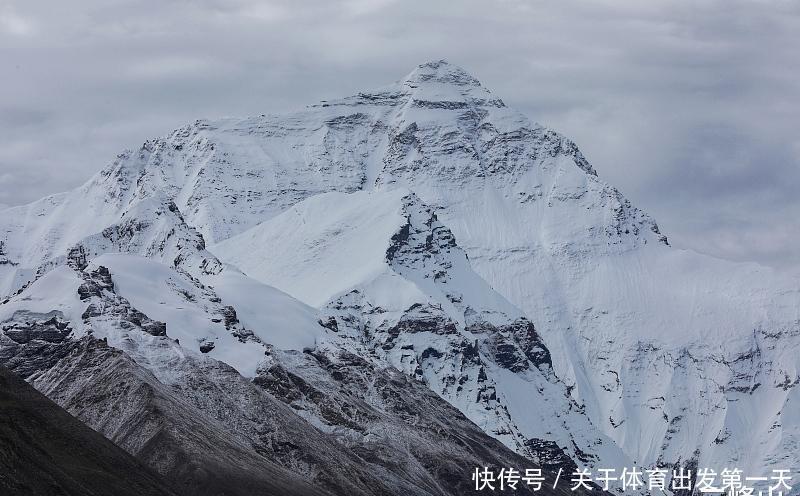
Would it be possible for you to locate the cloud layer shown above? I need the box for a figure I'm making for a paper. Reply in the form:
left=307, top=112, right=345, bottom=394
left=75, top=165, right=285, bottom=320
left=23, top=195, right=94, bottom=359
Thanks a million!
left=1, top=0, right=798, bottom=270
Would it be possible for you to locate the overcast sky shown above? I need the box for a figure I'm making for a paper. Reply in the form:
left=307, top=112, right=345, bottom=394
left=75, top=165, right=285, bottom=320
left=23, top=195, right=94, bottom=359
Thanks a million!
left=1, top=0, right=798, bottom=271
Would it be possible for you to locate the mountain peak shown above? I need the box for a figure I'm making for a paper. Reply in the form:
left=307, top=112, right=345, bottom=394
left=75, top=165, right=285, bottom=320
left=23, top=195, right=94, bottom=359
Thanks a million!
left=402, top=60, right=483, bottom=89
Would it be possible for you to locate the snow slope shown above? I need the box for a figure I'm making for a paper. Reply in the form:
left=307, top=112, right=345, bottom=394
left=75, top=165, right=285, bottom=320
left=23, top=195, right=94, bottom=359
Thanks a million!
left=1, top=59, right=798, bottom=483
left=214, top=189, right=411, bottom=308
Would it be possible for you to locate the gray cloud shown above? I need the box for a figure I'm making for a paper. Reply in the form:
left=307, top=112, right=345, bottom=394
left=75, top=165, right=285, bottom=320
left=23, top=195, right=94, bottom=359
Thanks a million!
left=1, top=0, right=798, bottom=271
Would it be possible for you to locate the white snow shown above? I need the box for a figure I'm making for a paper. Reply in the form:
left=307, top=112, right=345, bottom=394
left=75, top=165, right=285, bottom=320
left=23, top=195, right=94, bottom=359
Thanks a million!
left=205, top=267, right=322, bottom=351
left=2, top=59, right=799, bottom=479
left=88, top=254, right=267, bottom=376
left=211, top=189, right=409, bottom=308
left=0, top=266, right=87, bottom=331
left=88, top=254, right=321, bottom=377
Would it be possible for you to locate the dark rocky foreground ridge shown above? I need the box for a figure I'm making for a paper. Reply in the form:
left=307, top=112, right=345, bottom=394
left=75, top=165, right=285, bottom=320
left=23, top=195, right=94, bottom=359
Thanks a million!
left=0, top=364, right=177, bottom=496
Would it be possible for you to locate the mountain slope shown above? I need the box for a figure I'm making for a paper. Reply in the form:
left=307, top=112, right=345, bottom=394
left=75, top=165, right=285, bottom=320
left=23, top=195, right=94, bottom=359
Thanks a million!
left=1, top=249, right=581, bottom=495
left=0, top=364, right=179, bottom=496
left=211, top=188, right=632, bottom=473
left=0, top=59, right=798, bottom=483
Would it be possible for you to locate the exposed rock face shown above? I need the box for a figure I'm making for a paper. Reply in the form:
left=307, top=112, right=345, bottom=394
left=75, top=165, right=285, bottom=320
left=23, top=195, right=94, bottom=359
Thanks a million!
left=0, top=311, right=77, bottom=378
left=1, top=312, right=72, bottom=345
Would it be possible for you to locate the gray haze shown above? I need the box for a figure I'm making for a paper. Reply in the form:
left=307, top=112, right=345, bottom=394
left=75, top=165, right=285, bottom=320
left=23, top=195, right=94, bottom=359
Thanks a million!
left=1, top=0, right=798, bottom=271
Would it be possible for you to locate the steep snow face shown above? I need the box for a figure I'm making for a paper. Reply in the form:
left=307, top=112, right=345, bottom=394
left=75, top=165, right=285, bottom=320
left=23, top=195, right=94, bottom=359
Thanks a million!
left=212, top=189, right=519, bottom=324
left=213, top=190, right=411, bottom=308
left=205, top=269, right=322, bottom=351
left=2, top=59, right=799, bottom=479
left=212, top=189, right=635, bottom=475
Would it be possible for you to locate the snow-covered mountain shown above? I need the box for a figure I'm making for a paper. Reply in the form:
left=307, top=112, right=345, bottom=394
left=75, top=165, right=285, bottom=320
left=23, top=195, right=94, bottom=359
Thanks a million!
left=1, top=249, right=568, bottom=495
left=1, top=60, right=798, bottom=493
left=211, top=188, right=632, bottom=472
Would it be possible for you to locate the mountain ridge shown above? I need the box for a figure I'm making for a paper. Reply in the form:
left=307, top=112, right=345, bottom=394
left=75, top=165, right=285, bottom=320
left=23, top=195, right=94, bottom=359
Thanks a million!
left=1, top=60, right=798, bottom=493
left=0, top=364, right=180, bottom=496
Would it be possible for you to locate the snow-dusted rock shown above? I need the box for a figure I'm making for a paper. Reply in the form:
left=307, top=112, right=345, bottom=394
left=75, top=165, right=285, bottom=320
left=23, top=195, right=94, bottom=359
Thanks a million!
left=1, top=59, right=798, bottom=488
